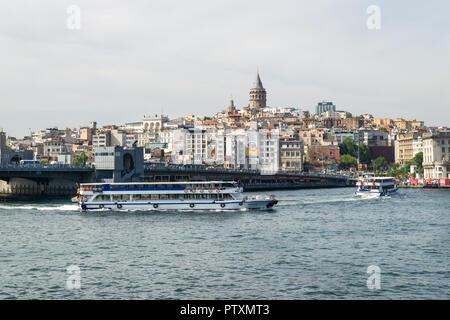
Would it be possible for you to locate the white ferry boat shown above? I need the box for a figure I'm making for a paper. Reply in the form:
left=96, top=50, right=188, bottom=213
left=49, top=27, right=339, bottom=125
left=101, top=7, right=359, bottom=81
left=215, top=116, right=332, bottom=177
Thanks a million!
left=355, top=176, right=398, bottom=197
left=74, top=181, right=278, bottom=212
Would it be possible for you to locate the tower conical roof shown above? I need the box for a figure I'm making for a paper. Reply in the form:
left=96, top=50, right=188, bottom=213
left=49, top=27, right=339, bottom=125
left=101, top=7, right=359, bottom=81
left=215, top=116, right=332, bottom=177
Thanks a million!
left=253, top=71, right=264, bottom=89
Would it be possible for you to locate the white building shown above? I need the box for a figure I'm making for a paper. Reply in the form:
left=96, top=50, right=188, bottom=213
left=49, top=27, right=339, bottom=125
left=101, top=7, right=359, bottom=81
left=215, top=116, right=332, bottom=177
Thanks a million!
left=423, top=130, right=450, bottom=179
left=412, top=135, right=423, bottom=157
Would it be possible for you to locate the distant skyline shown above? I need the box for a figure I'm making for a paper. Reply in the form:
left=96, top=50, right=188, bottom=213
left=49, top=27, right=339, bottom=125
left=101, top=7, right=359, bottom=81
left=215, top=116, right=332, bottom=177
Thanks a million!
left=1, top=0, right=449, bottom=137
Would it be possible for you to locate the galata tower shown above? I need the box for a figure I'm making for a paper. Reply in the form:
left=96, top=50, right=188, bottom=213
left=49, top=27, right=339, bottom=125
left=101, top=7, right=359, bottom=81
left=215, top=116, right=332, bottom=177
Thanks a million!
left=249, top=71, right=267, bottom=110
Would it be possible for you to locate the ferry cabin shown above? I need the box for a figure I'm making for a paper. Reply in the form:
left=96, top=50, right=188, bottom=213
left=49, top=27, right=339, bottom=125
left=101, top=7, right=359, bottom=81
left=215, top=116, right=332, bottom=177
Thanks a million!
left=356, top=177, right=397, bottom=197
left=75, top=181, right=278, bottom=211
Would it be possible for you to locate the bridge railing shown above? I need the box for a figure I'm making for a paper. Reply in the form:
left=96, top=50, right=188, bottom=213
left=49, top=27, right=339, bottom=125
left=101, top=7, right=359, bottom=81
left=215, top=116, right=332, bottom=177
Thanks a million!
left=0, top=163, right=94, bottom=170
left=143, top=164, right=349, bottom=180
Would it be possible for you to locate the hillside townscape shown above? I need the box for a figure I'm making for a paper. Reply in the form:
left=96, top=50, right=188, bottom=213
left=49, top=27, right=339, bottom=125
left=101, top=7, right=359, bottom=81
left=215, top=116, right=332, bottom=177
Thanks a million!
left=1, top=72, right=449, bottom=184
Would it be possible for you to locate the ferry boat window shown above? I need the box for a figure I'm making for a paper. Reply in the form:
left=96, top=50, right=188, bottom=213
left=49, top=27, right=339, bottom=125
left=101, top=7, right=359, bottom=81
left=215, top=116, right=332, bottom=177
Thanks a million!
left=133, top=194, right=142, bottom=201
left=151, top=194, right=159, bottom=200
left=113, top=195, right=130, bottom=202
left=94, top=195, right=109, bottom=202
left=160, top=194, right=169, bottom=200
left=141, top=194, right=151, bottom=200
left=169, top=194, right=179, bottom=199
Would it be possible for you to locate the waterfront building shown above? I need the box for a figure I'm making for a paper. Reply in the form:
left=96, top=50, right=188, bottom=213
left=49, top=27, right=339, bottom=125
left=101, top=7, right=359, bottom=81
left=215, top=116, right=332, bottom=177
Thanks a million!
left=144, top=142, right=167, bottom=161
left=43, top=140, right=71, bottom=157
left=373, top=118, right=394, bottom=129
left=171, top=127, right=211, bottom=165
left=355, top=129, right=389, bottom=147
left=143, top=114, right=169, bottom=134
left=315, top=101, right=336, bottom=115
left=412, top=135, right=424, bottom=158
left=279, top=136, right=303, bottom=172
left=79, top=127, right=93, bottom=144
left=422, top=130, right=450, bottom=179
left=329, top=129, right=356, bottom=145
left=369, top=146, right=395, bottom=164
left=342, top=117, right=364, bottom=130
left=395, top=132, right=421, bottom=165
left=298, top=128, right=325, bottom=146
left=304, top=145, right=340, bottom=169
left=93, top=131, right=112, bottom=148
left=392, top=118, right=424, bottom=131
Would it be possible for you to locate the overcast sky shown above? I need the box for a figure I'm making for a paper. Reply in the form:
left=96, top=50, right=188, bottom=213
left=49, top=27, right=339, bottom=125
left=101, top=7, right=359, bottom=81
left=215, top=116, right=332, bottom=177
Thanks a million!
left=0, top=0, right=449, bottom=137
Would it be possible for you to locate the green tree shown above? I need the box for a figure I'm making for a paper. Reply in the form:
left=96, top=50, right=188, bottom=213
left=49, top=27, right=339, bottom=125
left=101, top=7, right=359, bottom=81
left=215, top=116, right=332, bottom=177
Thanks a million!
left=358, top=143, right=372, bottom=165
left=340, top=154, right=357, bottom=169
left=345, top=112, right=352, bottom=118
left=40, top=159, right=49, bottom=165
left=72, top=153, right=87, bottom=165
left=379, top=127, right=388, bottom=133
left=339, top=137, right=357, bottom=157
left=373, top=156, right=388, bottom=171
left=413, top=152, right=424, bottom=176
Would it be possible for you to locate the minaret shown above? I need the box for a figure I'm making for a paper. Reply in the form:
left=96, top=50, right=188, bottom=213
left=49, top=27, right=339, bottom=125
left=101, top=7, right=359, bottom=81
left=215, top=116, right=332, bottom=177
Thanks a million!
left=249, top=71, right=267, bottom=110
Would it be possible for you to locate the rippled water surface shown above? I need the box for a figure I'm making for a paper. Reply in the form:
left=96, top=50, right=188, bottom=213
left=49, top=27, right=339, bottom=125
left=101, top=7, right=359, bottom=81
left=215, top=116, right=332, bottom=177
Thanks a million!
left=0, top=188, right=449, bottom=299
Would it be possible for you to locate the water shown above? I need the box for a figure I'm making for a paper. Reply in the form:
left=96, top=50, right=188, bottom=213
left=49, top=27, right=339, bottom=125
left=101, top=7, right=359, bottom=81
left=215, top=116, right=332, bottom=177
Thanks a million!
left=0, top=188, right=448, bottom=299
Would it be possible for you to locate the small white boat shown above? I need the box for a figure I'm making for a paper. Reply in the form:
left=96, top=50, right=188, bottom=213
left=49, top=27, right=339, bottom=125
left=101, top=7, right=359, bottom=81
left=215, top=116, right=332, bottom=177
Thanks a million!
left=355, top=176, right=398, bottom=197
left=75, top=181, right=278, bottom=212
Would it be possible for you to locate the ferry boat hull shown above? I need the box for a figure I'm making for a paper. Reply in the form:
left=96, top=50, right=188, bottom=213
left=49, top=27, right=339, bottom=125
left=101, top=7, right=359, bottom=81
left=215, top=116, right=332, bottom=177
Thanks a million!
left=78, top=199, right=278, bottom=212
left=75, top=181, right=278, bottom=212
left=355, top=176, right=398, bottom=198
left=355, top=188, right=398, bottom=197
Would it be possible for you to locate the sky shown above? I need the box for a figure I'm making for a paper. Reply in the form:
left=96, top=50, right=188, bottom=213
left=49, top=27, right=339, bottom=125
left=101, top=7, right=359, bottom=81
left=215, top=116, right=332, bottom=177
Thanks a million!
left=0, top=0, right=449, bottom=137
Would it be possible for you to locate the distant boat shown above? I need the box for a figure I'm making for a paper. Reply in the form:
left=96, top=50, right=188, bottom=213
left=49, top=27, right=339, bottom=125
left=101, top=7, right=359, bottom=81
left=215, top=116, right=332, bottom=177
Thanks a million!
left=74, top=181, right=278, bottom=211
left=355, top=176, right=398, bottom=197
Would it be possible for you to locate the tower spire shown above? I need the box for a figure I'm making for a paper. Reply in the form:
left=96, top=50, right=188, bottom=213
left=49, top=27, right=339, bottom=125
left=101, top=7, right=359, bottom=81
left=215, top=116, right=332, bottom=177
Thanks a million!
left=253, top=69, right=264, bottom=89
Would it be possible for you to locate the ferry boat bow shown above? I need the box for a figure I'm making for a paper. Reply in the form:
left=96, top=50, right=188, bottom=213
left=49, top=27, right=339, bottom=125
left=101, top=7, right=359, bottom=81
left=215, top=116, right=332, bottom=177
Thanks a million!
left=355, top=176, right=398, bottom=197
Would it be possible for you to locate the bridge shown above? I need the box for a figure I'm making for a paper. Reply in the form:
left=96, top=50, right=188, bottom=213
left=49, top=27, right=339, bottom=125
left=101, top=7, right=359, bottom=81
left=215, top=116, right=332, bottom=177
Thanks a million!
left=0, top=164, right=95, bottom=199
left=0, top=162, right=352, bottom=199
left=143, top=164, right=352, bottom=191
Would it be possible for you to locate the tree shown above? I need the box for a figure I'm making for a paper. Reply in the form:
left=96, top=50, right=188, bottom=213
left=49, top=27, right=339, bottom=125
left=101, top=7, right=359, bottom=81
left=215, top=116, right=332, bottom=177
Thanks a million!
left=413, top=152, right=424, bottom=176
left=358, top=143, right=371, bottom=165
left=345, top=112, right=352, bottom=118
left=339, top=137, right=357, bottom=157
left=40, top=159, right=49, bottom=164
left=373, top=156, right=388, bottom=170
left=340, top=154, right=357, bottom=169
left=379, top=127, right=388, bottom=133
left=72, top=153, right=87, bottom=165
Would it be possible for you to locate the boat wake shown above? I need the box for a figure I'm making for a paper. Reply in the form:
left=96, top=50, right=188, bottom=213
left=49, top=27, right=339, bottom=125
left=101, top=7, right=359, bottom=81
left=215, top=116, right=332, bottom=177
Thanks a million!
left=276, top=196, right=376, bottom=206
left=0, top=204, right=79, bottom=211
